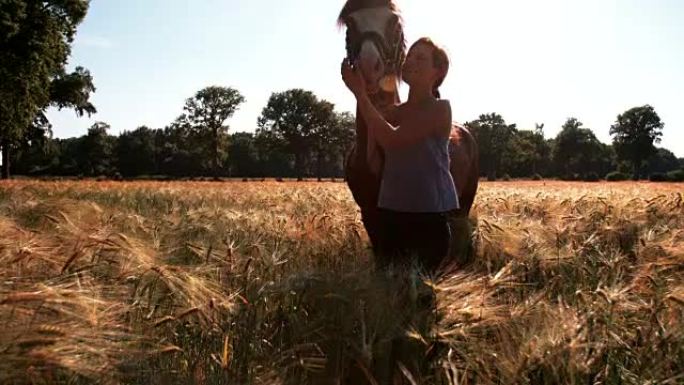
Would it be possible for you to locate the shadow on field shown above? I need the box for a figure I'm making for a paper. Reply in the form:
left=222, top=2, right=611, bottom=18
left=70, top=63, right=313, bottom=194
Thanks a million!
left=127, top=218, right=479, bottom=385
left=268, top=267, right=442, bottom=385
left=268, top=218, right=478, bottom=385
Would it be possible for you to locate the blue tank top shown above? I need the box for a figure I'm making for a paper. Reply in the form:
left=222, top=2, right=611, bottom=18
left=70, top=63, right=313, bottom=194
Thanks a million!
left=378, top=134, right=459, bottom=213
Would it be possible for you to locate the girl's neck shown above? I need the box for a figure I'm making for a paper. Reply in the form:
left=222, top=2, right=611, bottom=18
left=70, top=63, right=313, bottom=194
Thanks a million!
left=407, top=85, right=435, bottom=105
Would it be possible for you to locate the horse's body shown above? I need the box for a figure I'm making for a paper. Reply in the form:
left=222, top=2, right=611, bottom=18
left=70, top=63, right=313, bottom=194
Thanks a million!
left=339, top=0, right=479, bottom=264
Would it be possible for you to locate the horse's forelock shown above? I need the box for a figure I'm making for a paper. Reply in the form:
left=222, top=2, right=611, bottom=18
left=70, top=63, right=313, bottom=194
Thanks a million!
left=337, top=0, right=398, bottom=26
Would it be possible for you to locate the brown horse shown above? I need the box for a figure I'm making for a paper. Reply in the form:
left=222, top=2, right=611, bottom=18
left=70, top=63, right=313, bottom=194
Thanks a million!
left=338, top=0, right=480, bottom=265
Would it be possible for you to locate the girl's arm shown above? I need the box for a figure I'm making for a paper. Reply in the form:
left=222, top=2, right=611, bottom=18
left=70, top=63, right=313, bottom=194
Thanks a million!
left=366, top=104, right=397, bottom=174
left=342, top=60, right=448, bottom=151
left=367, top=130, right=382, bottom=175
left=356, top=93, right=452, bottom=150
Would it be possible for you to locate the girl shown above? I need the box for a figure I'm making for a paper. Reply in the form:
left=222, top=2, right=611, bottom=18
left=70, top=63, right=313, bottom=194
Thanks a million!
left=341, top=37, right=459, bottom=274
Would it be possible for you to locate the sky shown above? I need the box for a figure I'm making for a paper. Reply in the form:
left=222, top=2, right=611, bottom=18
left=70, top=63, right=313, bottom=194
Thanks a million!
left=46, top=0, right=684, bottom=156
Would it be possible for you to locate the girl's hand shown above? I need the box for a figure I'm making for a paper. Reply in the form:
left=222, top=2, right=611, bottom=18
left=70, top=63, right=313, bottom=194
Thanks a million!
left=341, top=59, right=366, bottom=96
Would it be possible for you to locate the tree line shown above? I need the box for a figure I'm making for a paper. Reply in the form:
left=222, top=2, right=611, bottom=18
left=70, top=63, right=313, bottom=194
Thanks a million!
left=466, top=106, right=684, bottom=182
left=11, top=87, right=356, bottom=180
left=10, top=91, right=684, bottom=182
left=2, top=1, right=682, bottom=182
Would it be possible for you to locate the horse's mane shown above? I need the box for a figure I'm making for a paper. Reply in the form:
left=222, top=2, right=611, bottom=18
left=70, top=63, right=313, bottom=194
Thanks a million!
left=337, top=0, right=399, bottom=26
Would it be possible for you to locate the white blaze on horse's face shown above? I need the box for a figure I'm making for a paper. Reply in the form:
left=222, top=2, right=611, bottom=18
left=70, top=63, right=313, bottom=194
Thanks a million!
left=347, top=7, right=397, bottom=93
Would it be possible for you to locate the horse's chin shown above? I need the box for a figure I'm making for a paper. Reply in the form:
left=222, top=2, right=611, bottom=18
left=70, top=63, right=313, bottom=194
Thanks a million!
left=365, top=82, right=381, bottom=95
left=379, top=75, right=397, bottom=93
left=365, top=75, right=398, bottom=95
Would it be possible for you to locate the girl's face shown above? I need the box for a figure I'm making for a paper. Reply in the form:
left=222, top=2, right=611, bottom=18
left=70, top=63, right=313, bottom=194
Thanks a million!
left=402, top=43, right=440, bottom=88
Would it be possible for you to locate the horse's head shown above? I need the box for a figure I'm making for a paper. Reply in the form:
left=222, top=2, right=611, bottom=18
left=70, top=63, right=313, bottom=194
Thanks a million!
left=338, top=0, right=405, bottom=94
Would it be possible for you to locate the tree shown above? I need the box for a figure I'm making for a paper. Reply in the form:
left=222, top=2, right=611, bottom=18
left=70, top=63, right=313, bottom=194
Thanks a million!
left=645, top=148, right=680, bottom=175
left=309, top=100, right=340, bottom=180
left=116, top=126, right=159, bottom=177
left=254, top=129, right=293, bottom=178
left=10, top=113, right=58, bottom=175
left=329, top=112, right=356, bottom=177
left=226, top=132, right=259, bottom=177
left=530, top=123, right=552, bottom=176
left=11, top=67, right=97, bottom=177
left=174, top=86, right=245, bottom=178
left=80, top=122, right=116, bottom=176
left=466, top=113, right=516, bottom=180
left=49, top=67, right=97, bottom=117
left=610, top=105, right=664, bottom=179
left=552, top=118, right=612, bottom=179
left=501, top=128, right=551, bottom=178
left=0, top=0, right=93, bottom=179
left=157, top=122, right=201, bottom=177
left=54, top=137, right=84, bottom=176
left=257, top=89, right=333, bottom=180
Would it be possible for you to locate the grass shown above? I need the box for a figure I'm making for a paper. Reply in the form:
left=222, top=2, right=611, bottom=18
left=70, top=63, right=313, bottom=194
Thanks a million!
left=0, top=180, right=682, bottom=384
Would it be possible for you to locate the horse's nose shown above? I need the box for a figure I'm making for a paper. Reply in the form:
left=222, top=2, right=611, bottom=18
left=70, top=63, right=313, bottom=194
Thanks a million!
left=359, top=55, right=383, bottom=79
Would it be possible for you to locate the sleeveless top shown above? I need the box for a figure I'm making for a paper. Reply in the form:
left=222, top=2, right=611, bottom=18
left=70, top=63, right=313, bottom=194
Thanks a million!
left=378, top=134, right=459, bottom=213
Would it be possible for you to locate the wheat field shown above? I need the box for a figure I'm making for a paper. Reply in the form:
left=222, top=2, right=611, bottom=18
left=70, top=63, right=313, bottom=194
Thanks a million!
left=0, top=180, right=682, bottom=384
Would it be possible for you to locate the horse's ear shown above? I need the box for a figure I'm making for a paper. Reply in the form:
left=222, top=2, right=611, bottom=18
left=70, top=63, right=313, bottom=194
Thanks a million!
left=337, top=17, right=347, bottom=29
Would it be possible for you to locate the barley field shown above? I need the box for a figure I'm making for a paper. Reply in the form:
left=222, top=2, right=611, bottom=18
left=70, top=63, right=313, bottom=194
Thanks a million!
left=0, top=180, right=682, bottom=385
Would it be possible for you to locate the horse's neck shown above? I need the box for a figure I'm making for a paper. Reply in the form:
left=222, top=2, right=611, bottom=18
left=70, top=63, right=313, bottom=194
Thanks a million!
left=355, top=89, right=400, bottom=147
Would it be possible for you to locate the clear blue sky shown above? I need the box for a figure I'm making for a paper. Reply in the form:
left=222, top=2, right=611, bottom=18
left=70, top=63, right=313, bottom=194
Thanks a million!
left=47, top=0, right=684, bottom=156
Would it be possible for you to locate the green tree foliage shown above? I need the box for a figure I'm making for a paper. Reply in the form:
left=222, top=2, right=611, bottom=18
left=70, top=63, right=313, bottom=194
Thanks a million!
left=610, top=105, right=664, bottom=179
left=116, top=126, right=158, bottom=177
left=311, top=100, right=335, bottom=180
left=645, top=148, right=679, bottom=175
left=49, top=67, right=97, bottom=117
left=500, top=124, right=552, bottom=178
left=12, top=68, right=97, bottom=176
left=0, top=0, right=93, bottom=178
left=226, top=127, right=354, bottom=179
left=466, top=113, right=516, bottom=180
left=253, top=129, right=295, bottom=178
left=8, top=85, right=681, bottom=181
left=226, top=132, right=259, bottom=177
left=257, top=89, right=339, bottom=180
left=53, top=137, right=84, bottom=176
left=174, top=86, right=245, bottom=178
left=157, top=122, right=202, bottom=177
left=552, top=118, right=614, bottom=179
left=11, top=113, right=58, bottom=175
left=329, top=111, right=356, bottom=177
left=80, top=122, right=116, bottom=177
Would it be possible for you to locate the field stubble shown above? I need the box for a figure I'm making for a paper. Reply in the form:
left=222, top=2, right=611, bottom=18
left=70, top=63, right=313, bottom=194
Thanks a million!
left=0, top=180, right=682, bottom=384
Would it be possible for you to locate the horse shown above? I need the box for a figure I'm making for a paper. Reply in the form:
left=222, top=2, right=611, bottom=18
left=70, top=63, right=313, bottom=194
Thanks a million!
left=338, top=0, right=480, bottom=267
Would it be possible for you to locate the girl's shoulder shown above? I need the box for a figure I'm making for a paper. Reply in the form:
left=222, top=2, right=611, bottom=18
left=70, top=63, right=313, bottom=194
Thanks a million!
left=392, top=99, right=451, bottom=129
left=398, top=98, right=450, bottom=111
left=404, top=99, right=451, bottom=122
left=435, top=98, right=451, bottom=111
